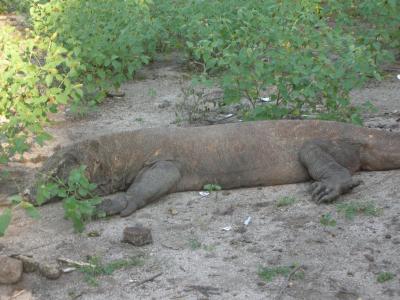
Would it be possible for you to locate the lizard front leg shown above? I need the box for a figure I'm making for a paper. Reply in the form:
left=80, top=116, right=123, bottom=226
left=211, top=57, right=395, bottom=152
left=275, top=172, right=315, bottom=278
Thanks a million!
left=96, top=160, right=181, bottom=216
left=299, top=140, right=361, bottom=203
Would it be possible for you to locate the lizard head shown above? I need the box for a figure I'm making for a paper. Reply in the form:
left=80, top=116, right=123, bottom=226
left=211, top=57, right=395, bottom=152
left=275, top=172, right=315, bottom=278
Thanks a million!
left=24, top=147, right=79, bottom=204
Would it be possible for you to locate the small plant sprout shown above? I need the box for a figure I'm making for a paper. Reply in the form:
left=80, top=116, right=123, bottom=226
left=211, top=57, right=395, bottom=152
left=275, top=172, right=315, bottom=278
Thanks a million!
left=320, top=213, right=337, bottom=227
left=203, top=183, right=222, bottom=200
left=258, top=264, right=304, bottom=282
left=377, top=272, right=395, bottom=283
left=148, top=88, right=157, bottom=97
left=78, top=256, right=144, bottom=286
left=336, top=201, right=382, bottom=220
left=276, top=196, right=296, bottom=207
left=203, top=184, right=222, bottom=192
left=188, top=238, right=202, bottom=250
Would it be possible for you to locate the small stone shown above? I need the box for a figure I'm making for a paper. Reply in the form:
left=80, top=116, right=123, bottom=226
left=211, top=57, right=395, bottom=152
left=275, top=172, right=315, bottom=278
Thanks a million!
left=257, top=281, right=266, bottom=287
left=214, top=206, right=235, bottom=216
left=385, top=234, right=392, bottom=239
left=0, top=255, right=23, bottom=284
left=158, top=100, right=171, bottom=109
left=39, top=263, right=61, bottom=280
left=122, top=226, right=153, bottom=246
left=168, top=208, right=178, bottom=215
left=364, top=254, right=374, bottom=262
left=16, top=255, right=38, bottom=273
left=234, top=225, right=247, bottom=234
left=87, top=230, right=101, bottom=237
left=391, top=237, right=400, bottom=245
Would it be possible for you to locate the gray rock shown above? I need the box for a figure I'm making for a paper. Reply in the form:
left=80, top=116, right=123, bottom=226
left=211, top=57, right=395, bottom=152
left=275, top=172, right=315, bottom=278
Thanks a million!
left=158, top=100, right=171, bottom=109
left=15, top=255, right=38, bottom=273
left=0, top=255, right=23, bottom=284
left=39, top=263, right=61, bottom=280
left=122, top=226, right=153, bottom=246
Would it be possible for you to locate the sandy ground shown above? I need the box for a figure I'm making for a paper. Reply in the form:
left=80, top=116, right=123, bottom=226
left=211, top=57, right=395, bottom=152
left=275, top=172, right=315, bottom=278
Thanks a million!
left=0, top=54, right=400, bottom=300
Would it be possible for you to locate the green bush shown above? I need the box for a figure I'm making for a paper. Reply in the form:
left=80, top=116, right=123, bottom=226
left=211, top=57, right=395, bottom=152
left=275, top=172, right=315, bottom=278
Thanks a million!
left=30, top=0, right=161, bottom=107
left=153, top=0, right=399, bottom=123
left=36, top=165, right=102, bottom=232
left=0, top=25, right=82, bottom=163
left=0, top=0, right=32, bottom=13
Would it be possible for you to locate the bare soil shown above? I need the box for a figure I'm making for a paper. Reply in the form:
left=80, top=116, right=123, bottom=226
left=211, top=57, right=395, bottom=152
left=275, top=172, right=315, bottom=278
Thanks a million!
left=1, top=54, right=399, bottom=300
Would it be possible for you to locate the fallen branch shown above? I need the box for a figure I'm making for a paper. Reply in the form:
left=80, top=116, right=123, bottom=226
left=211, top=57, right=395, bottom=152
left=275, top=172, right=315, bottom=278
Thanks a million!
left=185, top=285, right=220, bottom=297
left=135, top=272, right=163, bottom=287
left=57, top=257, right=95, bottom=268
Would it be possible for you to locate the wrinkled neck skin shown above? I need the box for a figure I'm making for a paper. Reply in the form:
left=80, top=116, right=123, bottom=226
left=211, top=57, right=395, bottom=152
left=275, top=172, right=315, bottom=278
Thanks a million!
left=359, top=129, right=400, bottom=171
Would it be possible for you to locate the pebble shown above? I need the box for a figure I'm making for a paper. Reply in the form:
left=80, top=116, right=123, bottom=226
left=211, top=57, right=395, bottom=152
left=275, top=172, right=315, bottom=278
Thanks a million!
left=39, top=263, right=61, bottom=280
left=391, top=237, right=400, bottom=245
left=122, top=226, right=153, bottom=246
left=0, top=255, right=23, bottom=284
left=364, top=254, right=374, bottom=262
left=15, top=255, right=38, bottom=273
left=158, top=100, right=171, bottom=109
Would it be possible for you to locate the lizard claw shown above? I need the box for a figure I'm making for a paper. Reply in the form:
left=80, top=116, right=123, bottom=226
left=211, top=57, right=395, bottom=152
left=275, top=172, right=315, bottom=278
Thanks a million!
left=310, top=182, right=340, bottom=203
left=120, top=202, right=139, bottom=217
left=309, top=178, right=361, bottom=204
left=96, top=193, right=127, bottom=216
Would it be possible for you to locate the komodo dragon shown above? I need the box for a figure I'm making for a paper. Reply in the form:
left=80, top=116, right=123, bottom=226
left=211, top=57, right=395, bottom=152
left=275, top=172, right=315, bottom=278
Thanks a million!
left=26, top=120, right=400, bottom=217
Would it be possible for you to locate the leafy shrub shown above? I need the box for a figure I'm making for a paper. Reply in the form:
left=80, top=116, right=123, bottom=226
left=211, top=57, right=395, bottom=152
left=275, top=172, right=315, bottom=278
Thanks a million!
left=0, top=194, right=40, bottom=236
left=0, top=25, right=82, bottom=163
left=36, top=165, right=103, bottom=232
left=0, top=165, right=101, bottom=235
left=30, top=0, right=161, bottom=107
left=0, top=0, right=33, bottom=13
left=153, top=0, right=399, bottom=123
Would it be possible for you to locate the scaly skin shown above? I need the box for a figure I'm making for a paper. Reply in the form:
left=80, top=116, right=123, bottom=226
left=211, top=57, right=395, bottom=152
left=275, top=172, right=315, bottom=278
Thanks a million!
left=27, top=120, right=400, bottom=216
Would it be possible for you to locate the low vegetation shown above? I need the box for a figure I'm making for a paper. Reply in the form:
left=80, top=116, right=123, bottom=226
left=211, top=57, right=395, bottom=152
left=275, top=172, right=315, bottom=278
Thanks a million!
left=276, top=196, right=297, bottom=207
left=258, top=264, right=304, bottom=282
left=78, top=255, right=144, bottom=286
left=376, top=272, right=395, bottom=283
left=35, top=165, right=103, bottom=232
left=320, top=213, right=337, bottom=227
left=336, top=201, right=382, bottom=220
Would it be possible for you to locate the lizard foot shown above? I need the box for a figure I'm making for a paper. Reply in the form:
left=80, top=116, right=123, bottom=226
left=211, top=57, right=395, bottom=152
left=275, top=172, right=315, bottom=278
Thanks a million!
left=96, top=193, right=127, bottom=216
left=309, top=179, right=362, bottom=204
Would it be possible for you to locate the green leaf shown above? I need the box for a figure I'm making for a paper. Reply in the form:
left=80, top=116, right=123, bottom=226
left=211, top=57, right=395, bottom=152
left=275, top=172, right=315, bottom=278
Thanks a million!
left=0, top=208, right=12, bottom=237
left=78, top=188, right=88, bottom=197
left=9, top=195, right=23, bottom=205
left=35, top=132, right=52, bottom=146
left=45, top=74, right=53, bottom=87
left=22, top=203, right=41, bottom=219
left=203, top=184, right=222, bottom=192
